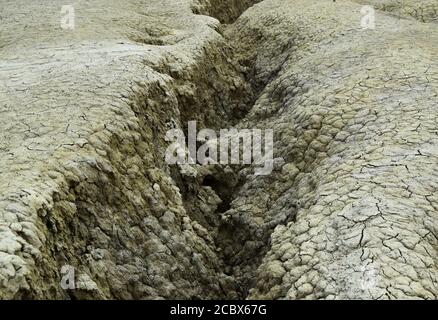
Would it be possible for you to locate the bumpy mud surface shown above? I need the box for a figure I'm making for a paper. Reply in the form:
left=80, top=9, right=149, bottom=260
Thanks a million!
left=0, top=0, right=437, bottom=299
left=354, top=0, right=438, bottom=22
left=230, top=0, right=438, bottom=300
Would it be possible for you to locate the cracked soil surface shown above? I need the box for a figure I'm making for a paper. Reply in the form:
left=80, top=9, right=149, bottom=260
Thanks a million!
left=0, top=0, right=437, bottom=299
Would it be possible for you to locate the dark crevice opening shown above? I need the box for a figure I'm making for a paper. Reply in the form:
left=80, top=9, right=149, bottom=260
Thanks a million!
left=191, top=0, right=262, bottom=25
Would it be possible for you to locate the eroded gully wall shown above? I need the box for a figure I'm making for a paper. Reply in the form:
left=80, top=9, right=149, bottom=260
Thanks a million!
left=1, top=0, right=437, bottom=300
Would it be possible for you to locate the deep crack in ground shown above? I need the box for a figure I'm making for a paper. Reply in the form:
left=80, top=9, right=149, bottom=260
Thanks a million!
left=0, top=0, right=437, bottom=300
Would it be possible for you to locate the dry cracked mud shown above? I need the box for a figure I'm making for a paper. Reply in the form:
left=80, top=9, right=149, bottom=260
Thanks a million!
left=0, top=0, right=437, bottom=300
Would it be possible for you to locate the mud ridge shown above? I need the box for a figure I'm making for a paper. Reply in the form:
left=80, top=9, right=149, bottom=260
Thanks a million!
left=2, top=0, right=437, bottom=300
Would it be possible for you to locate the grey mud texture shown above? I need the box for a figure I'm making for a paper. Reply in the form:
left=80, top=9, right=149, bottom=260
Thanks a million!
left=0, top=0, right=437, bottom=299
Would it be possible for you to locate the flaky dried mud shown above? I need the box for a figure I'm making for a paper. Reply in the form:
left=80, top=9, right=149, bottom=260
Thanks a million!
left=0, top=0, right=437, bottom=300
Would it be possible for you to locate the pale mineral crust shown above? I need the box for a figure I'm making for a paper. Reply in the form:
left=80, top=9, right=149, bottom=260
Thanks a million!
left=0, top=0, right=437, bottom=300
left=0, top=0, right=254, bottom=299
left=229, top=0, right=438, bottom=299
